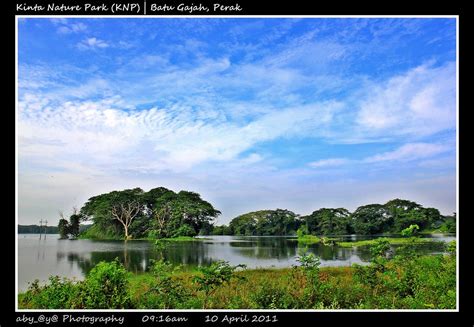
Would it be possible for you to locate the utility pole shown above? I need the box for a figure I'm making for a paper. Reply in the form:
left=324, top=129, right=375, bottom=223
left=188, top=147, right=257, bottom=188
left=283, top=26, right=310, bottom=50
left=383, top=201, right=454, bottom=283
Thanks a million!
left=44, top=220, right=48, bottom=239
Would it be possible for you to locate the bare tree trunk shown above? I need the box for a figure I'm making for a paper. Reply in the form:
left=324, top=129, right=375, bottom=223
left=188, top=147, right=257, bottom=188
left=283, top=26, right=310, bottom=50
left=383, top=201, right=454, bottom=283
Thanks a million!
left=124, top=225, right=129, bottom=240
left=111, top=201, right=141, bottom=240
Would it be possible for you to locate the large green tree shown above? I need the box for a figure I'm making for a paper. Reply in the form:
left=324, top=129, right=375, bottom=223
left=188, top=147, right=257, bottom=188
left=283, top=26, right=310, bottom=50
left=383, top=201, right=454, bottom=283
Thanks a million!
left=351, top=204, right=392, bottom=235
left=81, top=188, right=145, bottom=239
left=300, top=208, right=351, bottom=235
left=229, top=209, right=298, bottom=236
left=384, top=199, right=439, bottom=231
left=80, top=187, right=220, bottom=239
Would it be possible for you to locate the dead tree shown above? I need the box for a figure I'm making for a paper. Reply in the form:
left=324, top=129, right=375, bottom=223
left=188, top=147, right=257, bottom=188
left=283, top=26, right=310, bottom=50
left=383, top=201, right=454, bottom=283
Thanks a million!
left=111, top=201, right=141, bottom=240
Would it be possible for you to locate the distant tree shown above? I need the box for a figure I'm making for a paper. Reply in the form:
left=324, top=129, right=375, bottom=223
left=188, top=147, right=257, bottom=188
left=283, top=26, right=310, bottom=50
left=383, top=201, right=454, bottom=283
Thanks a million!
left=229, top=209, right=298, bottom=236
left=384, top=199, right=429, bottom=231
left=211, top=225, right=232, bottom=235
left=301, top=208, right=351, bottom=235
left=351, top=204, right=391, bottom=235
left=68, top=207, right=82, bottom=239
left=58, top=212, right=70, bottom=239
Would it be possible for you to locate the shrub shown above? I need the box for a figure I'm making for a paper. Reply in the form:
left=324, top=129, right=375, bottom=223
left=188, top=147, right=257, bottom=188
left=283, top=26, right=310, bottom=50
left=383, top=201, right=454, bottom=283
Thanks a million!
left=369, top=238, right=391, bottom=259
left=295, top=252, right=321, bottom=306
left=143, top=259, right=190, bottom=309
left=401, top=224, right=419, bottom=237
left=193, top=261, right=246, bottom=308
left=20, top=277, right=82, bottom=309
left=82, top=259, right=131, bottom=309
left=172, top=224, right=197, bottom=237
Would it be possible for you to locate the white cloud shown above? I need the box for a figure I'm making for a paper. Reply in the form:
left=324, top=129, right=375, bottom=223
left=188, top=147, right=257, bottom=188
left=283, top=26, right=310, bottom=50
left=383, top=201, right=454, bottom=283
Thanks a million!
left=364, top=143, right=449, bottom=163
left=50, top=18, right=87, bottom=34
left=57, top=22, right=87, bottom=34
left=77, top=37, right=109, bottom=50
left=308, top=158, right=351, bottom=168
left=308, top=142, right=451, bottom=169
left=355, top=62, right=456, bottom=139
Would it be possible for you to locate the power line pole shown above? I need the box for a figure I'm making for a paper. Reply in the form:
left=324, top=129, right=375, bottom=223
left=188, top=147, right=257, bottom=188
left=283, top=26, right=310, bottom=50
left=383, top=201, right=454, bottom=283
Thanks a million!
left=44, top=220, right=48, bottom=239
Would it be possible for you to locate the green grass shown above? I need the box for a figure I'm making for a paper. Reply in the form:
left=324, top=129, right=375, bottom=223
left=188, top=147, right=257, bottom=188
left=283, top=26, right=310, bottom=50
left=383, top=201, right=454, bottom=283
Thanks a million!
left=160, top=236, right=207, bottom=242
left=297, top=235, right=321, bottom=244
left=336, top=237, right=437, bottom=248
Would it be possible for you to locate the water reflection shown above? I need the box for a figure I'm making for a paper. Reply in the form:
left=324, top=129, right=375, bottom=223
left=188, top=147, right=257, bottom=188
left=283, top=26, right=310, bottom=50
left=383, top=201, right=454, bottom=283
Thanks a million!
left=18, top=234, right=455, bottom=292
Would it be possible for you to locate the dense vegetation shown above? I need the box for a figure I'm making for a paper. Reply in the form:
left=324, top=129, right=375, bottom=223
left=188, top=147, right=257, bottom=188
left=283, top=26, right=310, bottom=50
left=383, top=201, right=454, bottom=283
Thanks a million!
left=215, top=199, right=456, bottom=236
left=228, top=209, right=299, bottom=236
left=65, top=187, right=220, bottom=240
left=56, top=186, right=455, bottom=240
left=19, top=240, right=456, bottom=309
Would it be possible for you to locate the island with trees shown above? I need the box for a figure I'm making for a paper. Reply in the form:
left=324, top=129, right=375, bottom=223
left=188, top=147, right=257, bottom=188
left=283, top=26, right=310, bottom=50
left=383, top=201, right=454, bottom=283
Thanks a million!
left=55, top=186, right=455, bottom=242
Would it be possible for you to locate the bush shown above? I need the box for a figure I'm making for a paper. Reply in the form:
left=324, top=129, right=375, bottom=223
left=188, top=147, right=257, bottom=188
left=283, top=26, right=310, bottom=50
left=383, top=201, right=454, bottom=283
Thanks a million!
left=193, top=261, right=246, bottom=308
left=369, top=238, right=391, bottom=259
left=142, top=259, right=190, bottom=309
left=20, top=277, right=82, bottom=309
left=401, top=224, right=419, bottom=237
left=82, top=259, right=131, bottom=309
left=295, top=252, right=322, bottom=306
left=172, top=224, right=197, bottom=237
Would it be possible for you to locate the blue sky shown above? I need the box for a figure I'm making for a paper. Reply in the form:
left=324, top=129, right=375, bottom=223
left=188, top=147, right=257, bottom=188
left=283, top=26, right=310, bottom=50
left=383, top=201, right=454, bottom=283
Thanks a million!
left=18, top=18, right=457, bottom=225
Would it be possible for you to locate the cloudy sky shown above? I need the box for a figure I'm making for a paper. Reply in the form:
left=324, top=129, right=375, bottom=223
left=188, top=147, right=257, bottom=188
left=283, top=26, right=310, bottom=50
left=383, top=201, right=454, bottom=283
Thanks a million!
left=18, top=18, right=457, bottom=225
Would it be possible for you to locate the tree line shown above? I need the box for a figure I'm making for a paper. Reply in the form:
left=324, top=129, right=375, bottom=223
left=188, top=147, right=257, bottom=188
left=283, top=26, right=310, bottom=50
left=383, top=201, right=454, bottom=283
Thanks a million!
left=57, top=186, right=455, bottom=240
left=18, top=225, right=59, bottom=234
left=213, top=199, right=456, bottom=236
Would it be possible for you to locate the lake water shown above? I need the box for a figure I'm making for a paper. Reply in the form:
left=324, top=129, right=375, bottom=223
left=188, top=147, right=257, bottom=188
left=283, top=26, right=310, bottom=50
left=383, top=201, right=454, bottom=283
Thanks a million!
left=17, top=234, right=455, bottom=292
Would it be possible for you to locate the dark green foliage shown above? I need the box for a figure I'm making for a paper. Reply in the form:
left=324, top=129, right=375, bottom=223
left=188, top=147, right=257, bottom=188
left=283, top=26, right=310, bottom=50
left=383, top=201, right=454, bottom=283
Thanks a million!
left=69, top=213, right=81, bottom=238
left=19, top=260, right=131, bottom=309
left=82, top=259, right=131, bottom=308
left=439, top=213, right=456, bottom=233
left=229, top=209, right=298, bottom=236
left=58, top=219, right=70, bottom=239
left=300, top=208, right=351, bottom=235
left=79, top=187, right=220, bottom=239
left=226, top=199, right=451, bottom=236
left=57, top=208, right=85, bottom=239
left=211, top=225, right=233, bottom=235
left=348, top=199, right=447, bottom=235
left=20, top=277, right=82, bottom=309
left=171, top=224, right=196, bottom=237
left=351, top=204, right=391, bottom=234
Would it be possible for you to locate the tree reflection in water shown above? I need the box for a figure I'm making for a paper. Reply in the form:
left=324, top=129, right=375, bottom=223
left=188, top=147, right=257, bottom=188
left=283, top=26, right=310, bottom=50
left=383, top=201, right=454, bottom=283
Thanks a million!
left=54, top=236, right=449, bottom=276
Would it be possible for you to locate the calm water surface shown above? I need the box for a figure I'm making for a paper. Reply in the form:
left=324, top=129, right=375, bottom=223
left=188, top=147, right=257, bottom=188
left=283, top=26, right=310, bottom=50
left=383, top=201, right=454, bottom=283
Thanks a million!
left=17, top=234, right=454, bottom=292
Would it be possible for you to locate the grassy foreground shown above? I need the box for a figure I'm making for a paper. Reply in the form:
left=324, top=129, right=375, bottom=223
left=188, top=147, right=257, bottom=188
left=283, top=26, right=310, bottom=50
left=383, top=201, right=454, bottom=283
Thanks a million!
left=18, top=240, right=456, bottom=310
